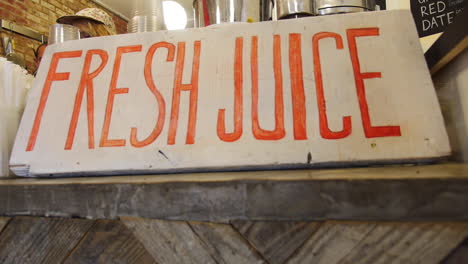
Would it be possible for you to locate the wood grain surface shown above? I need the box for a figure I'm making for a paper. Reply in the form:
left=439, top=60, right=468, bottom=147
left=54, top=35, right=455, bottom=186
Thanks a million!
left=0, top=217, right=10, bottom=233
left=0, top=217, right=463, bottom=264
left=442, top=238, right=468, bottom=264
left=287, top=221, right=377, bottom=264
left=189, top=221, right=266, bottom=263
left=0, top=164, right=467, bottom=222
left=63, top=220, right=156, bottom=264
left=122, top=217, right=217, bottom=264
left=2, top=163, right=467, bottom=186
left=288, top=221, right=468, bottom=264
left=0, top=216, right=93, bottom=264
left=339, top=222, right=468, bottom=264
left=232, top=221, right=321, bottom=264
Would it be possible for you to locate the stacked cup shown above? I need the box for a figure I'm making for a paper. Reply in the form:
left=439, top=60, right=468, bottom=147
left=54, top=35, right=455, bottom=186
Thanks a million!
left=128, top=0, right=166, bottom=33
left=275, top=0, right=314, bottom=19
left=315, top=0, right=376, bottom=15
left=48, top=24, right=80, bottom=45
left=193, top=0, right=266, bottom=27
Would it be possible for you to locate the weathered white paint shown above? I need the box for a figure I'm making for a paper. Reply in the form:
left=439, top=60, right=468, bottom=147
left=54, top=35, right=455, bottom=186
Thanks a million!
left=10, top=10, right=450, bottom=177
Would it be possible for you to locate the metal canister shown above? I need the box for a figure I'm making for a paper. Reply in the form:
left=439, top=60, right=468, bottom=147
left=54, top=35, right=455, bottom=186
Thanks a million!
left=193, top=0, right=266, bottom=27
left=261, top=0, right=274, bottom=21
left=315, top=0, right=375, bottom=15
left=127, top=0, right=165, bottom=32
left=275, top=0, right=314, bottom=20
left=48, top=24, right=80, bottom=45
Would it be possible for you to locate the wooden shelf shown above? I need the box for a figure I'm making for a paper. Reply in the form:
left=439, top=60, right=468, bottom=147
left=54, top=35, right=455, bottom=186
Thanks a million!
left=0, top=163, right=467, bottom=222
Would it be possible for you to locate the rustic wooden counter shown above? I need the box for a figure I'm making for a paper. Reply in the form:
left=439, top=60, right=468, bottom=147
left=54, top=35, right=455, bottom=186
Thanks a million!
left=0, top=163, right=467, bottom=222
left=0, top=163, right=467, bottom=264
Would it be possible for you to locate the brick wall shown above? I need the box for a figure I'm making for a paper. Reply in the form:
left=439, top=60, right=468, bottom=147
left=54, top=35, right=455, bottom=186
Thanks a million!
left=0, top=0, right=128, bottom=74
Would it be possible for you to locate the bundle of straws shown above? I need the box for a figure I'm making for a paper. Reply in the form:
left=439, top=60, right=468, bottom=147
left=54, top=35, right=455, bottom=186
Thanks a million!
left=0, top=57, right=34, bottom=177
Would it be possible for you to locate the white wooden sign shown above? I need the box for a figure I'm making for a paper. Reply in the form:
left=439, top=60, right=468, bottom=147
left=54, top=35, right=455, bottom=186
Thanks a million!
left=10, top=10, right=450, bottom=177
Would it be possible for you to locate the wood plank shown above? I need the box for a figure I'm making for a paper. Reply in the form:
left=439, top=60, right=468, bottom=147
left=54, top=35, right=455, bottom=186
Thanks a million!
left=63, top=220, right=156, bottom=264
left=0, top=217, right=10, bottom=233
left=2, top=163, right=468, bottom=185
left=231, top=221, right=320, bottom=264
left=442, top=238, right=468, bottom=264
left=288, top=222, right=468, bottom=264
left=0, top=164, right=468, bottom=221
left=0, top=216, right=93, bottom=264
left=244, top=177, right=468, bottom=222
left=189, top=221, right=266, bottom=263
left=121, top=217, right=216, bottom=264
left=287, top=221, right=377, bottom=264
left=338, top=222, right=468, bottom=264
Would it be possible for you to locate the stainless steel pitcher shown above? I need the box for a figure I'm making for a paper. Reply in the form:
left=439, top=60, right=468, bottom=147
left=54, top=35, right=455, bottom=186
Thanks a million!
left=261, top=0, right=274, bottom=21
left=194, top=0, right=269, bottom=27
left=48, top=24, right=80, bottom=45
left=275, top=0, right=314, bottom=19
left=315, top=0, right=375, bottom=15
left=127, top=0, right=165, bottom=32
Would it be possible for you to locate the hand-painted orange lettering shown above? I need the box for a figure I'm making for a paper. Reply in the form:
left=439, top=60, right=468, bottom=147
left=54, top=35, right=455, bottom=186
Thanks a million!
left=217, top=37, right=244, bottom=142
left=168, top=41, right=201, bottom=145
left=130, top=42, right=175, bottom=148
left=66, top=49, right=108, bottom=150
left=347, top=28, right=401, bottom=138
left=100, top=45, right=142, bottom=148
left=289, top=33, right=307, bottom=140
left=251, top=35, right=286, bottom=140
left=26, top=50, right=83, bottom=152
left=313, top=32, right=352, bottom=139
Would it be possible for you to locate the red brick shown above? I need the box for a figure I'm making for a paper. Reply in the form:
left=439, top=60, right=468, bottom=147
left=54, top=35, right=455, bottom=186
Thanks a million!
left=16, top=17, right=28, bottom=25
left=16, top=1, right=27, bottom=10
left=35, top=10, right=49, bottom=20
left=0, top=2, right=13, bottom=10
left=41, top=1, right=55, bottom=11
left=49, top=0, right=61, bottom=9
left=26, top=13, right=41, bottom=24
left=5, top=0, right=127, bottom=74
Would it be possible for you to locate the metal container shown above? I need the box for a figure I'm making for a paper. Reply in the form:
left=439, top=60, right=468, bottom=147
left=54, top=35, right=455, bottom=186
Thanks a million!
left=127, top=0, right=165, bottom=32
left=128, top=15, right=166, bottom=32
left=194, top=0, right=266, bottom=27
left=48, top=24, right=80, bottom=45
left=315, top=0, right=375, bottom=15
left=275, top=0, right=314, bottom=19
left=2, top=37, right=12, bottom=55
left=261, top=0, right=274, bottom=21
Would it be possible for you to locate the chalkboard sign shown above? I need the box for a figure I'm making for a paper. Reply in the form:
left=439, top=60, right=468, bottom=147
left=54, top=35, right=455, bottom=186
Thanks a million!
left=411, top=0, right=466, bottom=37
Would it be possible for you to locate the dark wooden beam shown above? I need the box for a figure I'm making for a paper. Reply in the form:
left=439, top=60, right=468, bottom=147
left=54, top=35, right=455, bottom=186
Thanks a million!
left=0, top=164, right=467, bottom=222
